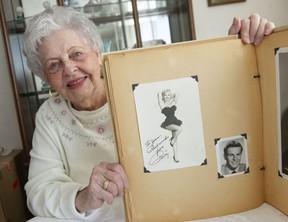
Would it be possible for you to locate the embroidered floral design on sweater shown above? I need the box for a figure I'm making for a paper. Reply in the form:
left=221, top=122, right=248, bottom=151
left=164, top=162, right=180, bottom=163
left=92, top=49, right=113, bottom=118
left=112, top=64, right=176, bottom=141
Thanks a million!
left=87, top=142, right=97, bottom=147
left=79, top=115, right=109, bottom=126
left=42, top=96, right=114, bottom=145
left=45, top=115, right=54, bottom=124
left=97, top=126, right=105, bottom=134
left=54, top=97, right=61, bottom=104
left=71, top=119, right=76, bottom=125
left=62, top=132, right=72, bottom=141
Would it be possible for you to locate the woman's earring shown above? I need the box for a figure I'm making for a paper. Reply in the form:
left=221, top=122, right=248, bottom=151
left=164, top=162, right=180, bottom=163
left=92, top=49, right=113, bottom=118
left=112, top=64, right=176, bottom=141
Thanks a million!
left=49, top=90, right=58, bottom=98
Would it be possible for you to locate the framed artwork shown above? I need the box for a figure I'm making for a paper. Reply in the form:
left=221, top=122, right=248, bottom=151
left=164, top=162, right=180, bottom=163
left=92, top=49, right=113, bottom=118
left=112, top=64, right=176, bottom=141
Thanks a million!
left=208, top=0, right=246, bottom=6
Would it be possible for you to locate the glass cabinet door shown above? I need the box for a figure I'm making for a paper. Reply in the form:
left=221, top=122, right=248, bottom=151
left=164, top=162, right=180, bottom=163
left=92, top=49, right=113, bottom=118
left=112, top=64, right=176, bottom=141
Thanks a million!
left=136, top=0, right=192, bottom=48
left=1, top=1, right=43, bottom=156
left=60, top=0, right=194, bottom=51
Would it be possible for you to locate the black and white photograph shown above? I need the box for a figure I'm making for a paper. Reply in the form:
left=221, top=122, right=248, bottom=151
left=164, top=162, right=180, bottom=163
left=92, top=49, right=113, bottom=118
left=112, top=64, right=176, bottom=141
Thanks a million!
left=275, top=47, right=288, bottom=179
left=132, top=76, right=206, bottom=172
left=215, top=134, right=249, bottom=178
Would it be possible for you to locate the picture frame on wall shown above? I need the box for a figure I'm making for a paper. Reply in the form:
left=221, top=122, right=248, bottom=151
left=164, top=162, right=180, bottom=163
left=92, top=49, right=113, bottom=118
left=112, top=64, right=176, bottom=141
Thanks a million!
left=208, top=0, right=246, bottom=7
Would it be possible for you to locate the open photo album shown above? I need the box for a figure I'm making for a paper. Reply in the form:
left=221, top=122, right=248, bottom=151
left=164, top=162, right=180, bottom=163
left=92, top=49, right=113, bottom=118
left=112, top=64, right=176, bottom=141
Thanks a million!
left=103, top=26, right=288, bottom=222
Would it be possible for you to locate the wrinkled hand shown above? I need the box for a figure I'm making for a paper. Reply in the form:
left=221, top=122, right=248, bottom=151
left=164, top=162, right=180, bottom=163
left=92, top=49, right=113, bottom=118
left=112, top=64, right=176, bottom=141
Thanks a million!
left=228, top=13, right=275, bottom=45
left=75, top=162, right=129, bottom=213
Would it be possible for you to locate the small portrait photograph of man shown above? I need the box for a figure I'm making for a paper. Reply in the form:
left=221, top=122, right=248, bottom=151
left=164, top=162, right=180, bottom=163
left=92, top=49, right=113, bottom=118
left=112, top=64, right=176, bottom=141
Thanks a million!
left=215, top=134, right=249, bottom=178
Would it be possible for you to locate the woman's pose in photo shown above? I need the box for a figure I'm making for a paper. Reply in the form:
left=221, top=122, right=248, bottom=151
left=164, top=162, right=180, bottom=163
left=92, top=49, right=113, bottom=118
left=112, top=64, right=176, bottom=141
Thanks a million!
left=158, top=89, right=183, bottom=163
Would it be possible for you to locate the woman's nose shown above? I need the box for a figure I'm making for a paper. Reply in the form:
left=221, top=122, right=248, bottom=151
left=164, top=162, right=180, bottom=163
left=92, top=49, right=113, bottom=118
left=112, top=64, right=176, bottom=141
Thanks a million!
left=62, top=60, right=77, bottom=75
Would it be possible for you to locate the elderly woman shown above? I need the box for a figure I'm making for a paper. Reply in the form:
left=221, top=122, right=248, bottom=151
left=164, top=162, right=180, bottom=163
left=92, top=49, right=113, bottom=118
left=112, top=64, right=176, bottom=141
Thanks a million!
left=23, top=6, right=274, bottom=221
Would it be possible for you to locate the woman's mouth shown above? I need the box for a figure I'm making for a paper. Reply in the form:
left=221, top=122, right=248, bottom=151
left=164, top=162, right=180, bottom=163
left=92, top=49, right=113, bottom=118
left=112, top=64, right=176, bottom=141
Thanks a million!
left=67, top=76, right=88, bottom=89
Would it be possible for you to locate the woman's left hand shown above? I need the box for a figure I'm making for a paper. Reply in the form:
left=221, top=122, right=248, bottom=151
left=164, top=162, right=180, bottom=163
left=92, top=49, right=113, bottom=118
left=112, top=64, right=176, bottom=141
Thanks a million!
left=228, top=13, right=275, bottom=45
left=75, top=162, right=129, bottom=214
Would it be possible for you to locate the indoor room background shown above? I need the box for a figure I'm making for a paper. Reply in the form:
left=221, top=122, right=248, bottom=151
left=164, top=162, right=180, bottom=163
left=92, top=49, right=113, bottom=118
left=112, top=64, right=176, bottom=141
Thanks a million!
left=0, top=0, right=288, bottom=220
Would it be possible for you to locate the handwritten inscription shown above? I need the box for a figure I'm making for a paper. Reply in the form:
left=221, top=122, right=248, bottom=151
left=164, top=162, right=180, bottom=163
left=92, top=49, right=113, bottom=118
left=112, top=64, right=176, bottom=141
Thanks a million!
left=145, top=135, right=170, bottom=165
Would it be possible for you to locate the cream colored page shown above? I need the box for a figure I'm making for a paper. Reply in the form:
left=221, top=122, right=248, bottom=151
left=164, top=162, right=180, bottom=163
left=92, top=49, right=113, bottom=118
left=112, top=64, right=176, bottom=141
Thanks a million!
left=104, top=37, right=264, bottom=221
left=256, top=26, right=288, bottom=216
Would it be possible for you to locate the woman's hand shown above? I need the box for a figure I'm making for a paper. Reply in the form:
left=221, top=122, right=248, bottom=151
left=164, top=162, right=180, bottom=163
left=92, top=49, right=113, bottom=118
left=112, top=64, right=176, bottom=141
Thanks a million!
left=228, top=13, right=275, bottom=46
left=75, top=162, right=129, bottom=214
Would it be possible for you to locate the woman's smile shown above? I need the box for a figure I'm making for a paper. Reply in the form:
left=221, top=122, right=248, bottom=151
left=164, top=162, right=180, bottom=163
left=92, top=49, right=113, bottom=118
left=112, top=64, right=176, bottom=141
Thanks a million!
left=67, top=76, right=88, bottom=89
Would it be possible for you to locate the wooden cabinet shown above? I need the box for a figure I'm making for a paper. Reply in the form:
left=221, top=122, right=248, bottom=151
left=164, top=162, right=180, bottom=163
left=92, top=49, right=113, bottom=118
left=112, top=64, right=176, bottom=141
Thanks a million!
left=0, top=150, right=26, bottom=222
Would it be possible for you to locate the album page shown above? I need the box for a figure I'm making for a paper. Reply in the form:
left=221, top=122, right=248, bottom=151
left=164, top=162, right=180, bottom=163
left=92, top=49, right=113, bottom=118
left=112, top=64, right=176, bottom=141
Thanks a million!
left=104, top=36, right=264, bottom=221
left=256, top=25, right=288, bottom=216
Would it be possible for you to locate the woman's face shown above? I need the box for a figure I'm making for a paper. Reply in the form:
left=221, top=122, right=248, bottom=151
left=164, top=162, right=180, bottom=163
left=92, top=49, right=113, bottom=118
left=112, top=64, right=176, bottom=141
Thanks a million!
left=39, top=29, right=104, bottom=109
left=163, top=92, right=172, bottom=101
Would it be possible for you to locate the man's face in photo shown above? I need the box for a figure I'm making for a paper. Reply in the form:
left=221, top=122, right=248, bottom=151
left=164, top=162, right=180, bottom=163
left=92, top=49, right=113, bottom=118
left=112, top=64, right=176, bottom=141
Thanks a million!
left=225, top=146, right=242, bottom=170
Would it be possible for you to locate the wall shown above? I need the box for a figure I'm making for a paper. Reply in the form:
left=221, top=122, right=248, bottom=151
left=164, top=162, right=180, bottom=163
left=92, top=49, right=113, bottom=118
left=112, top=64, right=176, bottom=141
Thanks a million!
left=192, top=0, right=288, bottom=40
left=0, top=24, right=22, bottom=151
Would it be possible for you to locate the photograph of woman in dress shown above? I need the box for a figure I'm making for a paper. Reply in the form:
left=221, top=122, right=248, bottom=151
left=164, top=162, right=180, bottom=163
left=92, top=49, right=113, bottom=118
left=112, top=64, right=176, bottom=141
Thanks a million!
left=157, top=89, right=183, bottom=163
left=133, top=76, right=206, bottom=172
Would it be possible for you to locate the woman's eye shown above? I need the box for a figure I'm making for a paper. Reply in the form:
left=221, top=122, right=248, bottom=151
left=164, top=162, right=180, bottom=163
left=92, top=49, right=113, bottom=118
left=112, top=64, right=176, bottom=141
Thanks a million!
left=47, top=62, right=60, bottom=73
left=71, top=51, right=83, bottom=58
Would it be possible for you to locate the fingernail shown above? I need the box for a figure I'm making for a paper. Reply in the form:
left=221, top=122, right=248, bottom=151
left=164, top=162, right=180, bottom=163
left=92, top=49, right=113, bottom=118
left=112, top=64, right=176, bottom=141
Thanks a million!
left=264, top=28, right=271, bottom=35
left=244, top=37, right=250, bottom=44
left=254, top=40, right=260, bottom=46
left=233, top=17, right=238, bottom=25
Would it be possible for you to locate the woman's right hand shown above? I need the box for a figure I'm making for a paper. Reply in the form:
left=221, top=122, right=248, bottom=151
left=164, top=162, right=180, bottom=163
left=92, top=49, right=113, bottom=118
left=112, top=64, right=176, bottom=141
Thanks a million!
left=75, top=162, right=129, bottom=213
left=228, top=13, right=275, bottom=45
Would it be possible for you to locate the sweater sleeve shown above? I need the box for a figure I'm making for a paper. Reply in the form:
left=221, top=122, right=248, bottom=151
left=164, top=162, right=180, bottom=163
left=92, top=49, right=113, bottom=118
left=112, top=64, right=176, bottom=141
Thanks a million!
left=25, top=106, right=89, bottom=219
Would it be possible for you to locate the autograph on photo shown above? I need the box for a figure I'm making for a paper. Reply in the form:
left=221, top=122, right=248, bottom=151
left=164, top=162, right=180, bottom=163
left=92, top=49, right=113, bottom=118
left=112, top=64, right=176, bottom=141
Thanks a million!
left=145, top=135, right=170, bottom=165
